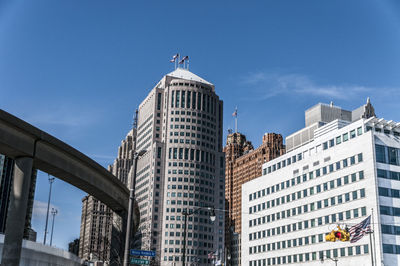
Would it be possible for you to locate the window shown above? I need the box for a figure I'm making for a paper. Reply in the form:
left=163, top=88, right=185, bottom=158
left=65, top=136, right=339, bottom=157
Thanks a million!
left=323, top=142, right=328, bottom=150
left=348, top=247, right=353, bottom=256
left=336, top=136, right=341, bottom=145
left=329, top=139, right=335, bottom=147
left=359, top=170, right=364, bottom=179
left=357, top=127, right=363, bottom=135
left=343, top=133, right=349, bottom=142
left=350, top=130, right=356, bottom=139
left=388, top=147, right=399, bottom=165
left=376, top=145, right=386, bottom=163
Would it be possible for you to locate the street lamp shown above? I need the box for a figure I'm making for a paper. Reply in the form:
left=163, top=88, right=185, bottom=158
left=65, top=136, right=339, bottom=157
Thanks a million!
left=182, top=207, right=216, bottom=266
left=123, top=150, right=146, bottom=266
left=44, top=174, right=55, bottom=245
left=50, top=208, right=58, bottom=246
left=320, top=255, right=339, bottom=266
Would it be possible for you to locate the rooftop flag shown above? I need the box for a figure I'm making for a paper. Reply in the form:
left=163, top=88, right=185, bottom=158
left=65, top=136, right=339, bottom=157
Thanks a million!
left=232, top=108, right=237, bottom=117
left=349, top=215, right=371, bottom=243
left=170, top=53, right=179, bottom=62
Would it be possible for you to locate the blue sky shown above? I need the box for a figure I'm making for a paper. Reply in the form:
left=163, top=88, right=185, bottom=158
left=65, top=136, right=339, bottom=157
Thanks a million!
left=1, top=0, right=400, bottom=250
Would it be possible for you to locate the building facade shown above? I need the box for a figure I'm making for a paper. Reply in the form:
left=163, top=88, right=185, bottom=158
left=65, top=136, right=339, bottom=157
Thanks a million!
left=79, top=129, right=136, bottom=262
left=134, top=68, right=225, bottom=265
left=242, top=100, right=400, bottom=266
left=224, top=133, right=285, bottom=265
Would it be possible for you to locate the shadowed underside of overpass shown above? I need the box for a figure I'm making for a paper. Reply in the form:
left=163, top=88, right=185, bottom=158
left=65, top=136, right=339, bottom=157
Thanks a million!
left=0, top=109, right=130, bottom=266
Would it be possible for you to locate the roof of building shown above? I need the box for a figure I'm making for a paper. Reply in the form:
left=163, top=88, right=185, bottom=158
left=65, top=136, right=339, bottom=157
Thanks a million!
left=166, top=68, right=213, bottom=86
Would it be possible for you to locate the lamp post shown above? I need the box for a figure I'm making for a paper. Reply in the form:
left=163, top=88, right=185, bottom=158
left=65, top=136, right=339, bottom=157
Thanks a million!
left=43, top=174, right=55, bottom=245
left=123, top=150, right=146, bottom=266
left=182, top=207, right=216, bottom=266
left=320, top=255, right=338, bottom=266
left=50, top=208, right=58, bottom=246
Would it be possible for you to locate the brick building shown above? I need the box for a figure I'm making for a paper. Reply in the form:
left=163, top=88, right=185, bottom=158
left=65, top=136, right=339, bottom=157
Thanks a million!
left=224, top=133, right=285, bottom=265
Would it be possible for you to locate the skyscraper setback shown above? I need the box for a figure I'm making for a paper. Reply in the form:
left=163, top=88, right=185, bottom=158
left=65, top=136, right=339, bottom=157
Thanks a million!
left=134, top=68, right=225, bottom=265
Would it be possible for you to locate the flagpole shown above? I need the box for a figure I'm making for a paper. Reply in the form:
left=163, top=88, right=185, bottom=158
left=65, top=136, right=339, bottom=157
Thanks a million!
left=235, top=107, right=238, bottom=133
left=369, top=228, right=374, bottom=266
left=371, top=208, right=377, bottom=266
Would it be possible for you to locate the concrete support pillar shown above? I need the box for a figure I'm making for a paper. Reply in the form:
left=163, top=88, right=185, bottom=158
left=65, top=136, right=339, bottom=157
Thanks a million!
left=1, top=157, right=33, bottom=266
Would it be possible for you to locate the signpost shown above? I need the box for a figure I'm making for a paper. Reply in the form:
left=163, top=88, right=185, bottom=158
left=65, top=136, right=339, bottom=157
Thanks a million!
left=130, top=249, right=156, bottom=257
left=130, top=258, right=150, bottom=265
left=130, top=249, right=155, bottom=265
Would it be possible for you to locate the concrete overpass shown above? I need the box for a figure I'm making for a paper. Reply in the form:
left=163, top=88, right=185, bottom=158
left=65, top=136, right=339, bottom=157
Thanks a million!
left=0, top=109, right=130, bottom=266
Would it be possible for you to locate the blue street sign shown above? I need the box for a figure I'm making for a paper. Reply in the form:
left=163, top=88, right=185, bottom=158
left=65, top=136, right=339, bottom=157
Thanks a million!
left=130, top=258, right=149, bottom=265
left=130, top=249, right=156, bottom=257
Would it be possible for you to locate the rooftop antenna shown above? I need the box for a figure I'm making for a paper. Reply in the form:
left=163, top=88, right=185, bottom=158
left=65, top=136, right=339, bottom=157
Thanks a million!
left=232, top=107, right=238, bottom=133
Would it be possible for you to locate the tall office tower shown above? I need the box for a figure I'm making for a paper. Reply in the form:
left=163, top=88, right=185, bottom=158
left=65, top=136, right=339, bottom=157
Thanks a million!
left=79, top=129, right=136, bottom=262
left=134, top=68, right=225, bottom=265
left=0, top=154, right=37, bottom=240
left=79, top=195, right=113, bottom=261
left=224, top=133, right=285, bottom=265
left=241, top=99, right=400, bottom=266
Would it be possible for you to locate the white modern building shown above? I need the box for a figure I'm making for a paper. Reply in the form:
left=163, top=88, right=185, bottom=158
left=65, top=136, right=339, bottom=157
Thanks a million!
left=242, top=100, right=400, bottom=266
left=134, top=67, right=225, bottom=265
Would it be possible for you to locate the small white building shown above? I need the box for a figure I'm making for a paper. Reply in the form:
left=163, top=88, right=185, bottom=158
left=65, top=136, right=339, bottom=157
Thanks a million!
left=242, top=101, right=400, bottom=266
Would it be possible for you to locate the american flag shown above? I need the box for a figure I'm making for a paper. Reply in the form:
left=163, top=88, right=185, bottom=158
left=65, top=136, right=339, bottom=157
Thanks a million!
left=170, top=53, right=179, bottom=62
left=207, top=252, right=214, bottom=259
left=349, top=215, right=371, bottom=243
left=232, top=108, right=237, bottom=117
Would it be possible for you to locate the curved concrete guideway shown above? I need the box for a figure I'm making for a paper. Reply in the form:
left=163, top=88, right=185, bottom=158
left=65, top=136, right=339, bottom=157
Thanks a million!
left=0, top=109, right=129, bottom=266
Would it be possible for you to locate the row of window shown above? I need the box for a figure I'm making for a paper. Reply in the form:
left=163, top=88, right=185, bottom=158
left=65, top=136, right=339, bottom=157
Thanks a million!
left=249, top=207, right=367, bottom=242
left=249, top=245, right=369, bottom=266
left=249, top=170, right=364, bottom=214
left=252, top=153, right=363, bottom=202
left=381, top=224, right=400, bottom=235
left=170, top=90, right=217, bottom=115
left=170, top=110, right=215, bottom=123
left=168, top=164, right=216, bottom=176
left=262, top=126, right=364, bottom=177
left=170, top=131, right=215, bottom=143
left=380, top=205, right=400, bottom=217
left=169, top=137, right=215, bottom=149
left=378, top=186, right=400, bottom=198
left=249, top=189, right=366, bottom=228
left=167, top=176, right=214, bottom=187
left=322, top=127, right=363, bottom=151
left=377, top=169, right=400, bottom=181
left=170, top=116, right=216, bottom=130
left=383, top=244, right=400, bottom=254
left=376, top=144, right=400, bottom=166
left=168, top=147, right=216, bottom=165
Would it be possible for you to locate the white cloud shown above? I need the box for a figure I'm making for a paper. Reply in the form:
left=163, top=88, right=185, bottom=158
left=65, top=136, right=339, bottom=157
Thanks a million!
left=32, top=200, right=59, bottom=220
left=240, top=71, right=382, bottom=100
left=26, top=106, right=102, bottom=128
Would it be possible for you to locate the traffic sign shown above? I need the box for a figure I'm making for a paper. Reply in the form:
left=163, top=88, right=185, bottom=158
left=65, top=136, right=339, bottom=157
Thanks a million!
left=130, top=258, right=149, bottom=265
left=130, top=249, right=156, bottom=257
